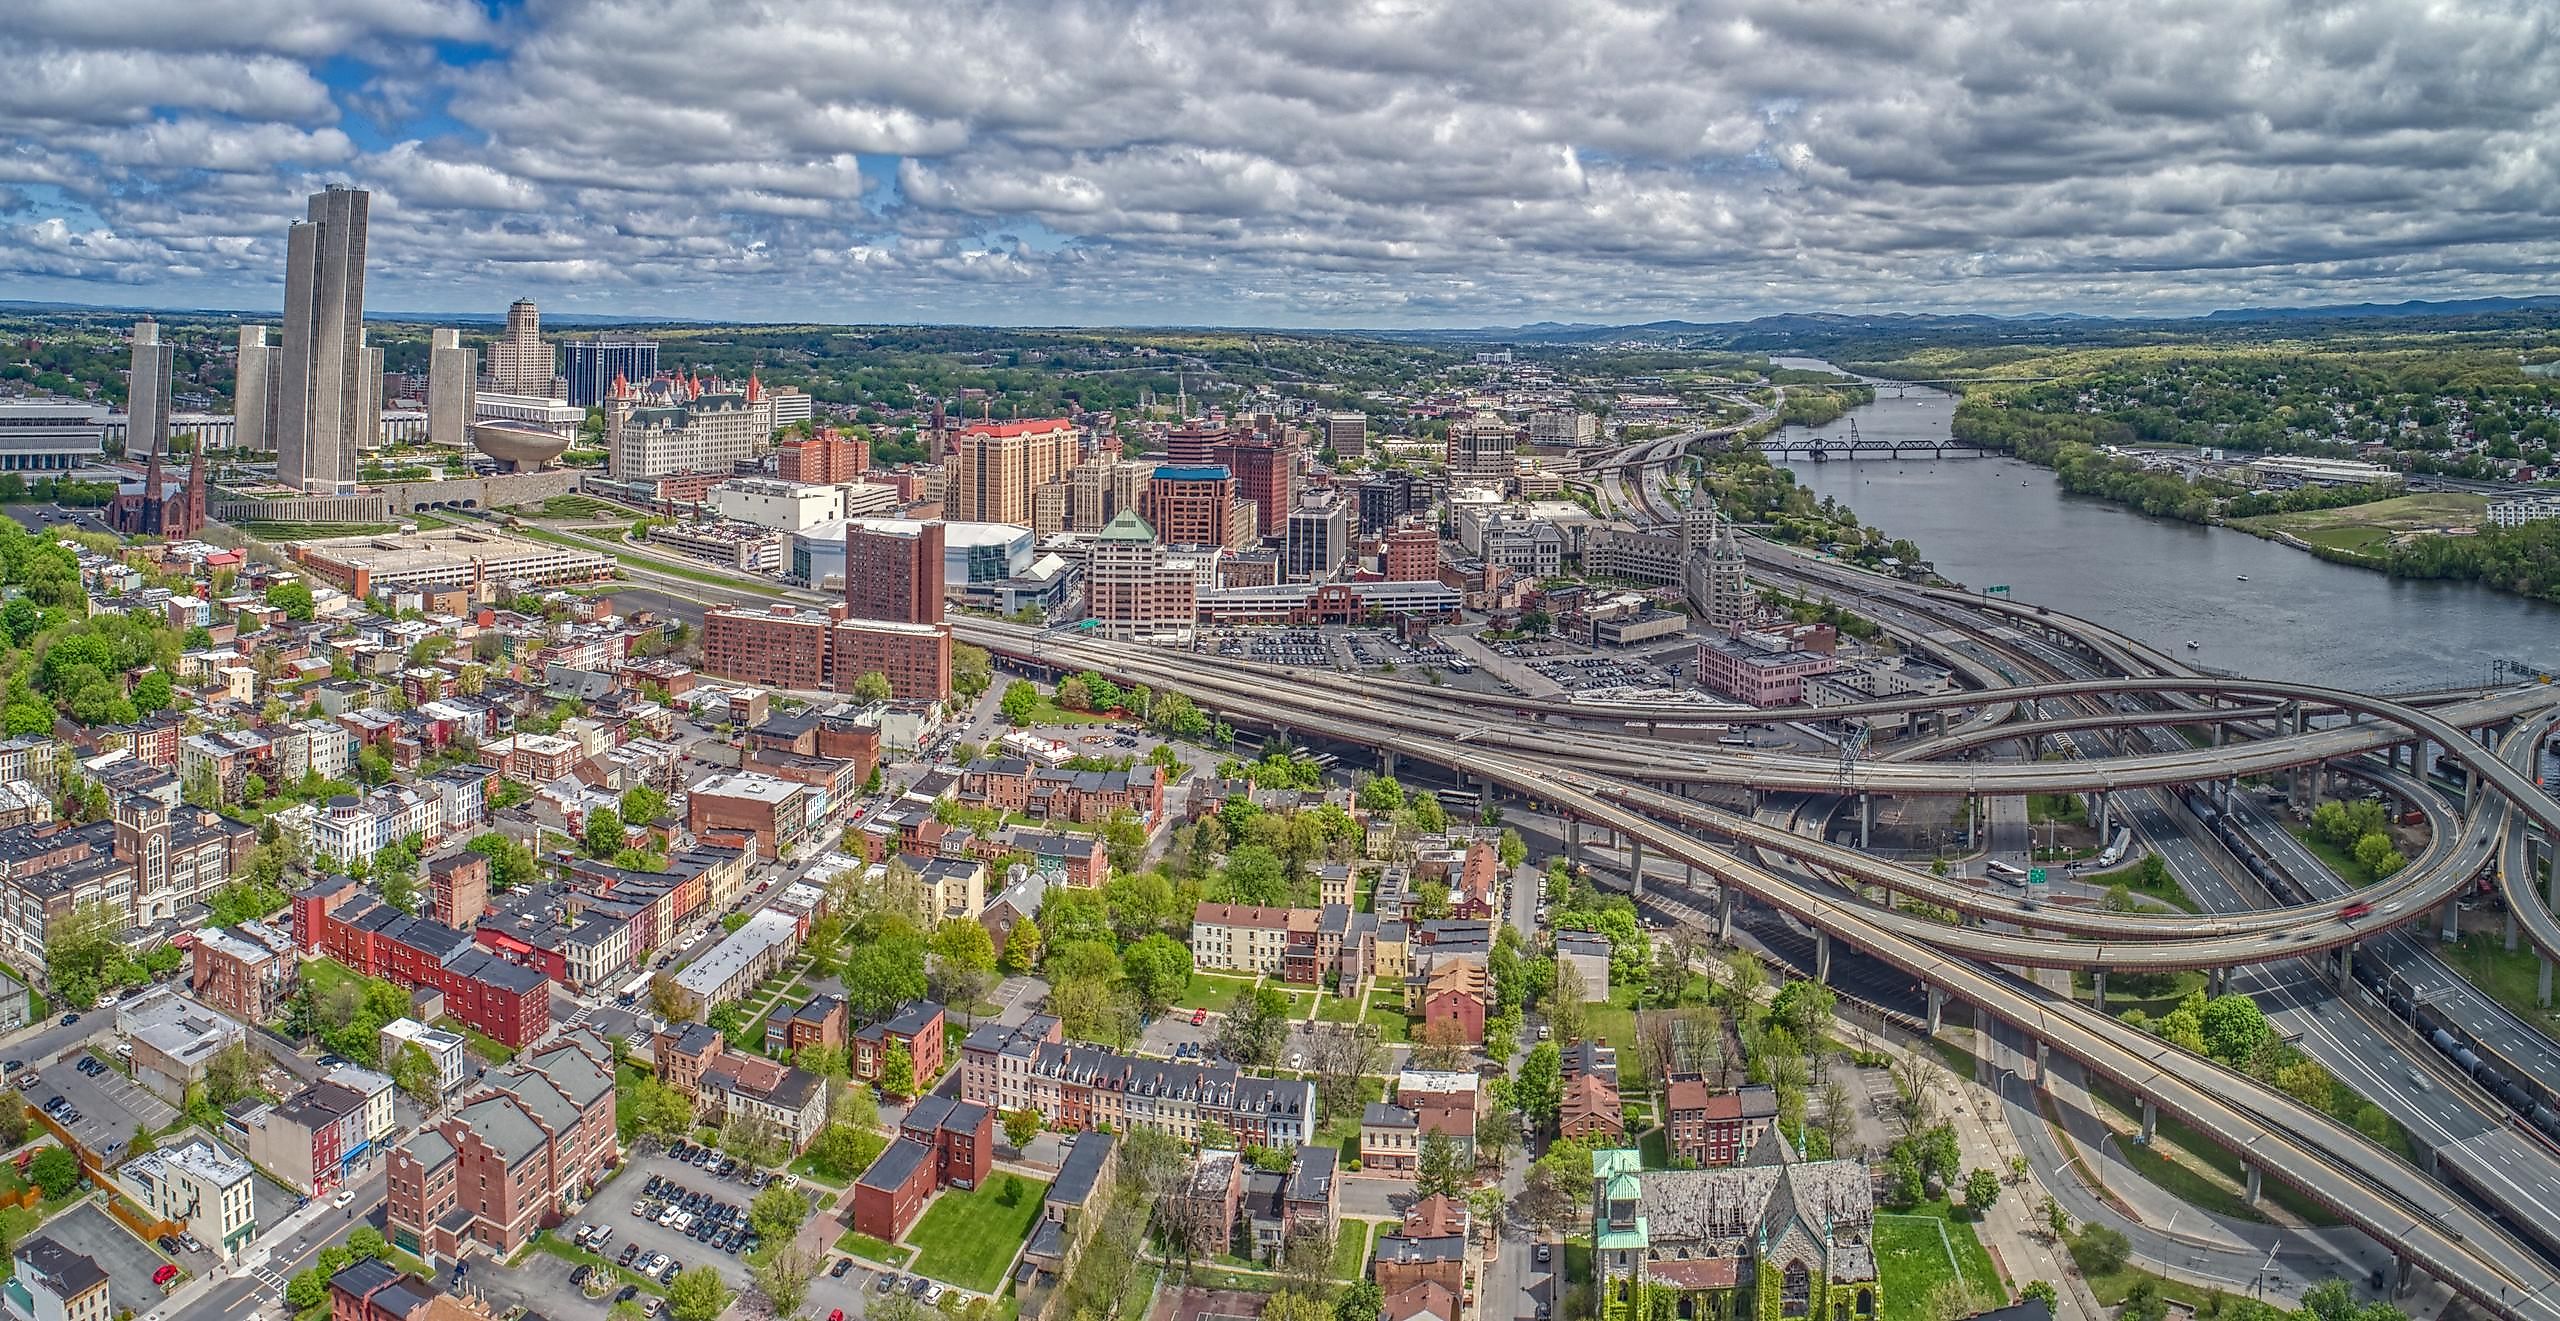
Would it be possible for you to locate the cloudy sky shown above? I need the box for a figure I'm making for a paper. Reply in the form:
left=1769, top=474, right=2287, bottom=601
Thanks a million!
left=3, top=0, right=2555, bottom=327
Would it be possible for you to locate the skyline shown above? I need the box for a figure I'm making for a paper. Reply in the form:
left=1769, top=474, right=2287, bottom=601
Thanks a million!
left=1, top=1, right=2556, bottom=327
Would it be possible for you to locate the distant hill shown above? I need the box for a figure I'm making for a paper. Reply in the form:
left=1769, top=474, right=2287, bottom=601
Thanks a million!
left=2201, top=295, right=2560, bottom=321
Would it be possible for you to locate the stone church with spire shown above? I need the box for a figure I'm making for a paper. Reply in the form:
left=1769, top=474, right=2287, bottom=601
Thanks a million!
left=1592, top=1133, right=1879, bottom=1321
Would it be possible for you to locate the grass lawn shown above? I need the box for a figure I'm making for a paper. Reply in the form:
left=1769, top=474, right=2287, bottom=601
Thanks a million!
left=1332, top=1221, right=1372, bottom=1280
left=1362, top=1001, right=1413, bottom=1043
left=2070, top=969, right=2205, bottom=1021
left=1318, top=1077, right=1386, bottom=1164
left=2089, top=1080, right=2338, bottom=1226
left=1927, top=1029, right=1980, bottom=1082
left=2287, top=827, right=2380, bottom=888
left=1174, top=973, right=1257, bottom=1015
left=614, top=1061, right=653, bottom=1138
left=1636, top=1126, right=1673, bottom=1171
left=2233, top=492, right=2486, bottom=551
left=1875, top=1208, right=2003, bottom=1321
left=2074, top=860, right=2198, bottom=913
left=2442, top=933, right=2560, bottom=1031
left=2069, top=1230, right=2216, bottom=1308
left=233, top=520, right=398, bottom=541
left=439, top=1016, right=518, bottom=1064
left=1119, top=1265, right=1161, bottom=1320
left=906, top=1172, right=1049, bottom=1291
left=1270, top=990, right=1317, bottom=1021
left=2027, top=792, right=2086, bottom=826
left=1316, top=994, right=1364, bottom=1023
left=791, top=1130, right=875, bottom=1188
left=1022, top=695, right=1120, bottom=726
left=835, top=1229, right=914, bottom=1267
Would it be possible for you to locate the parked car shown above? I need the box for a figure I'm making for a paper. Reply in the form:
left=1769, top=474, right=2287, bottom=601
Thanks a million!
left=153, top=1265, right=178, bottom=1288
left=829, top=1259, right=853, bottom=1279
left=157, top=1236, right=180, bottom=1254
left=58, top=1014, right=75, bottom=1026
left=875, top=1275, right=900, bottom=1295
left=616, top=1286, right=638, bottom=1305
left=908, top=1277, right=930, bottom=1298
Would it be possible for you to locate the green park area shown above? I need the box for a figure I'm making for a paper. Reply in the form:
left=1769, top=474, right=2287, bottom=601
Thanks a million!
left=906, top=1172, right=1048, bottom=1292
left=2232, top=492, right=2487, bottom=555
left=1174, top=972, right=1257, bottom=1015
left=1874, top=1209, right=2003, bottom=1321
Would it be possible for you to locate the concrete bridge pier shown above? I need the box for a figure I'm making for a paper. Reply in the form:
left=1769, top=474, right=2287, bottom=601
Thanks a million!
left=2442, top=897, right=2461, bottom=942
left=1629, top=838, right=1646, bottom=900
left=2091, top=971, right=2107, bottom=1013
left=2208, top=967, right=2229, bottom=996
left=2539, top=956, right=2552, bottom=1009
left=2140, top=1100, right=2156, bottom=1144
left=2393, top=1255, right=2413, bottom=1298
left=2244, top=1162, right=2262, bottom=1206
left=1858, top=793, right=1872, bottom=851
left=1965, top=799, right=1978, bottom=849
left=1379, top=749, right=1398, bottom=779
left=2332, top=943, right=2355, bottom=991
left=1717, top=886, right=1735, bottom=941
left=1566, top=818, right=1583, bottom=864
left=2210, top=716, right=2224, bottom=748
left=1814, top=931, right=1832, bottom=983
left=2033, top=1038, right=2050, bottom=1088
left=2095, top=792, right=2112, bottom=838
left=1925, top=985, right=1945, bottom=1037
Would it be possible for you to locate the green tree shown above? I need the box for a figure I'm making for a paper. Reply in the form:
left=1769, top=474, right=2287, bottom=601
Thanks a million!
left=748, top=1182, right=813, bottom=1240
left=666, top=1265, right=735, bottom=1321
left=286, top=1271, right=329, bottom=1310
left=2072, top=1224, right=2131, bottom=1276
left=1000, top=916, right=1043, bottom=974
left=388, top=1041, right=439, bottom=1107
left=952, top=644, right=993, bottom=700
left=2019, top=1281, right=2058, bottom=1310
left=2198, top=994, right=2271, bottom=1065
left=1003, top=1107, right=1042, bottom=1149
left=27, top=1146, right=77, bottom=1198
left=265, top=580, right=316, bottom=620
left=1122, top=933, right=1194, bottom=1016
left=620, top=784, right=668, bottom=827
left=583, top=806, right=624, bottom=858
left=1769, top=978, right=1837, bottom=1042
left=999, top=680, right=1039, bottom=725
left=466, top=832, right=539, bottom=889
left=1356, top=775, right=1405, bottom=813
left=628, top=1075, right=695, bottom=1141
left=1099, top=810, right=1150, bottom=875
left=852, top=671, right=894, bottom=704
left=1962, top=1167, right=2000, bottom=1214
left=1416, top=1129, right=1469, bottom=1200
left=1513, top=1040, right=1563, bottom=1129
left=881, top=1040, right=916, bottom=1098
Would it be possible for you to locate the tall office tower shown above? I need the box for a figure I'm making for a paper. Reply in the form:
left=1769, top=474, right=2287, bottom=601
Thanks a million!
left=1446, top=412, right=1519, bottom=484
left=1284, top=493, right=1349, bottom=581
left=277, top=184, right=369, bottom=494
left=1325, top=411, right=1365, bottom=458
left=359, top=339, right=384, bottom=451
left=949, top=418, right=1076, bottom=525
left=427, top=329, right=478, bottom=448
left=1215, top=434, right=1294, bottom=538
left=845, top=520, right=946, bottom=625
left=485, top=298, right=553, bottom=395
left=127, top=318, right=173, bottom=463
left=1142, top=466, right=1238, bottom=547
left=1068, top=457, right=1150, bottom=532
left=1164, top=422, right=1226, bottom=467
left=561, top=337, right=659, bottom=407
left=234, top=326, right=277, bottom=452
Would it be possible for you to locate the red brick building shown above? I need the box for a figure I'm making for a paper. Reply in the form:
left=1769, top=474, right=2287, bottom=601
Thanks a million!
left=850, top=1137, right=937, bottom=1242
left=1665, top=1081, right=1777, bottom=1167
left=1383, top=527, right=1439, bottom=581
left=778, top=427, right=869, bottom=484
left=899, top=1094, right=993, bottom=1190
left=189, top=925, right=294, bottom=1025
left=386, top=1031, right=620, bottom=1263
left=1143, top=467, right=1238, bottom=547
left=700, top=604, right=952, bottom=702
left=845, top=520, right=944, bottom=625
left=1421, top=962, right=1487, bottom=1045
left=853, top=1000, right=947, bottom=1092
left=293, top=877, right=552, bottom=1047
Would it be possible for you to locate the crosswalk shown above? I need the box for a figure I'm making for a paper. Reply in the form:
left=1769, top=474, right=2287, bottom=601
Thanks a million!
left=563, top=1004, right=595, bottom=1031
left=252, top=1264, right=290, bottom=1294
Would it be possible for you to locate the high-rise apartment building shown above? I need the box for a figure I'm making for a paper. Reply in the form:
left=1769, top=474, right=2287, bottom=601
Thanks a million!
left=277, top=185, right=370, bottom=494
left=950, top=418, right=1076, bottom=525
left=1446, top=412, right=1518, bottom=485
left=1085, top=511, right=1195, bottom=641
left=778, top=427, right=868, bottom=483
left=127, top=318, right=173, bottom=462
left=1143, top=467, right=1238, bottom=548
left=426, top=329, right=477, bottom=449
left=234, top=326, right=279, bottom=453
left=484, top=299, right=553, bottom=396
left=1326, top=412, right=1366, bottom=458
left=560, top=337, right=659, bottom=408
left=1068, top=458, right=1151, bottom=532
left=1284, top=494, right=1349, bottom=582
left=1528, top=409, right=1598, bottom=447
left=845, top=520, right=945, bottom=625
left=1215, top=434, right=1294, bottom=539
left=1383, top=526, right=1440, bottom=581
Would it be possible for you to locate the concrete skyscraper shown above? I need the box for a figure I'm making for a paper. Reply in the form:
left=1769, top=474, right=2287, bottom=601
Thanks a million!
left=561, top=337, right=658, bottom=407
left=277, top=184, right=369, bottom=494
left=427, top=329, right=478, bottom=449
left=844, top=520, right=946, bottom=625
left=486, top=298, right=553, bottom=395
left=234, top=326, right=278, bottom=453
left=126, top=318, right=172, bottom=463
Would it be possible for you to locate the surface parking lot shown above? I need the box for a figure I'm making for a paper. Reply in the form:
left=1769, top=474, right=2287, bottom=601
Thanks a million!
left=1525, top=653, right=1674, bottom=690
left=581, top=1149, right=782, bottom=1288
left=26, top=1054, right=178, bottom=1157
left=48, top=1203, right=176, bottom=1310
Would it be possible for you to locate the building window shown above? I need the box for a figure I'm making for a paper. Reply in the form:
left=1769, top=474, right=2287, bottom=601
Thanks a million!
left=1781, top=1262, right=1812, bottom=1318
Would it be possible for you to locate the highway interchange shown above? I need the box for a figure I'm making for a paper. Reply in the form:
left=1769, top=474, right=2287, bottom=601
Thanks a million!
left=546, top=479, right=2560, bottom=1314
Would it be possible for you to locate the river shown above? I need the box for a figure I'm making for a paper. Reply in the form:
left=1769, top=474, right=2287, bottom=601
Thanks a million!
left=1764, top=359, right=2560, bottom=691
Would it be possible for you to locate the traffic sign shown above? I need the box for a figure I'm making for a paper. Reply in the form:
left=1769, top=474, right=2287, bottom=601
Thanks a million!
left=2027, top=867, right=2048, bottom=885
left=1987, top=585, right=2011, bottom=596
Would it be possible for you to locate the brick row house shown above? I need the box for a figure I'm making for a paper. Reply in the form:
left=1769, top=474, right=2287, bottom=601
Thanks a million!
left=958, top=759, right=1165, bottom=826
left=386, top=1031, right=620, bottom=1263
left=292, top=877, right=551, bottom=1047
left=959, top=1018, right=1314, bottom=1146
left=849, top=1094, right=995, bottom=1243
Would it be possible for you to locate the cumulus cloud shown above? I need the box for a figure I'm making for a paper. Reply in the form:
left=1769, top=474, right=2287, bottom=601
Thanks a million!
left=0, top=0, right=2556, bottom=323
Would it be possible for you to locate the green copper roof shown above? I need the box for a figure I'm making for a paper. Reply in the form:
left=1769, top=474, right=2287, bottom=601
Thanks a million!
left=1596, top=1217, right=1649, bottom=1251
left=1593, top=1148, right=1642, bottom=1180
left=1097, top=509, right=1158, bottom=542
